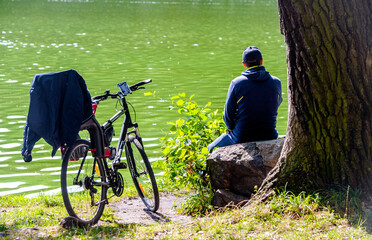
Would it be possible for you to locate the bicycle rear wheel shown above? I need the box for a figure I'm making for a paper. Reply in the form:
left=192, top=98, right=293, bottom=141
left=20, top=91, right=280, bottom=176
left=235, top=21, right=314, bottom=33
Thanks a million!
left=126, top=135, right=159, bottom=212
left=61, top=140, right=107, bottom=225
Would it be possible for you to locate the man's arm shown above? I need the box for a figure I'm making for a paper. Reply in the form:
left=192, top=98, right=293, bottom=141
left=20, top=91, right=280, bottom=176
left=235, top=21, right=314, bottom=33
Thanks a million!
left=223, top=81, right=237, bottom=130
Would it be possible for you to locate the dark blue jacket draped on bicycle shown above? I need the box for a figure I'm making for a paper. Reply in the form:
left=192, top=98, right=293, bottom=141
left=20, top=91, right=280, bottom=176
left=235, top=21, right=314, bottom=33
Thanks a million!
left=22, top=69, right=92, bottom=162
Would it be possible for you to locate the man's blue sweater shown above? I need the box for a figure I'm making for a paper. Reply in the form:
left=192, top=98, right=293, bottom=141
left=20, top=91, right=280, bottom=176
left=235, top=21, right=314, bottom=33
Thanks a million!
left=223, top=66, right=282, bottom=142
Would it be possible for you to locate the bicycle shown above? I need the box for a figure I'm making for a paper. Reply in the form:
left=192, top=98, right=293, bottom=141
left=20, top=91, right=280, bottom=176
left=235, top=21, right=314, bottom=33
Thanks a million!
left=60, top=79, right=159, bottom=225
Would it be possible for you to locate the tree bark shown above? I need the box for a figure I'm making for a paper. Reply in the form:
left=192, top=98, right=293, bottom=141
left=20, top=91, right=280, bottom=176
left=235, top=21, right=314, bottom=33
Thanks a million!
left=260, top=0, right=372, bottom=195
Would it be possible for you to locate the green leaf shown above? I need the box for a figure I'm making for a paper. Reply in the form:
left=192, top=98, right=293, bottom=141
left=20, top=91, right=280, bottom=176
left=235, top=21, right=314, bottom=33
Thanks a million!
left=201, top=147, right=209, bottom=155
left=170, top=125, right=177, bottom=132
left=162, top=146, right=171, bottom=155
left=200, top=113, right=207, bottom=121
left=179, top=148, right=187, bottom=158
left=189, top=103, right=197, bottom=110
left=178, top=108, right=185, bottom=114
left=191, top=109, right=199, bottom=115
left=177, top=99, right=185, bottom=106
left=171, top=95, right=180, bottom=100
left=176, top=119, right=184, bottom=126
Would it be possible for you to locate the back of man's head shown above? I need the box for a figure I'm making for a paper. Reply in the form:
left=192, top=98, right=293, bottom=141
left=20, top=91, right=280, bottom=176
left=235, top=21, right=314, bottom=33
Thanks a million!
left=242, top=46, right=262, bottom=67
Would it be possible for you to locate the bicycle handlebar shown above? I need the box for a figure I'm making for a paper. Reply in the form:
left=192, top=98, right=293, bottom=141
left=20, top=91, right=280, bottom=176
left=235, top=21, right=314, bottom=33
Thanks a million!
left=92, top=79, right=152, bottom=102
left=91, top=90, right=116, bottom=102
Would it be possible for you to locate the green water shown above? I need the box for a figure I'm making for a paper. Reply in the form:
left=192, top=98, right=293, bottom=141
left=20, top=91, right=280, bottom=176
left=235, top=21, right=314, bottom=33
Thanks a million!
left=0, top=0, right=287, bottom=196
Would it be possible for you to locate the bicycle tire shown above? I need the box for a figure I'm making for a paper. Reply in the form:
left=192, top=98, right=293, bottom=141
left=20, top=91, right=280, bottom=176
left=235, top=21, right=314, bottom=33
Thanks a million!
left=61, top=140, right=107, bottom=225
left=126, top=135, right=159, bottom=212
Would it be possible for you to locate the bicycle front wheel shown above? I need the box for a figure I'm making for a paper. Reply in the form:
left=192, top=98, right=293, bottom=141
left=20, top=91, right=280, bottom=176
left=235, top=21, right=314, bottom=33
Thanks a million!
left=126, top=135, right=159, bottom=212
left=61, top=140, right=107, bottom=225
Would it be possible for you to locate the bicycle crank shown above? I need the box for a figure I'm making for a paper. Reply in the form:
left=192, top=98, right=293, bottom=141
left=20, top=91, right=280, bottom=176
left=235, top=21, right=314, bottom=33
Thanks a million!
left=112, top=172, right=124, bottom=197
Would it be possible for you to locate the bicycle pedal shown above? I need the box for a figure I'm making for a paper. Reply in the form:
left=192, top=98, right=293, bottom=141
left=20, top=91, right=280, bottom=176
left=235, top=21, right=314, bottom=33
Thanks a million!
left=113, top=162, right=127, bottom=169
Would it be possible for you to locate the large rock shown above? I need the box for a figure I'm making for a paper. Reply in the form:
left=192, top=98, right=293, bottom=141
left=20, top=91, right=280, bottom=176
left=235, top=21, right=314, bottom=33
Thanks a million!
left=211, top=189, right=250, bottom=207
left=207, top=138, right=284, bottom=207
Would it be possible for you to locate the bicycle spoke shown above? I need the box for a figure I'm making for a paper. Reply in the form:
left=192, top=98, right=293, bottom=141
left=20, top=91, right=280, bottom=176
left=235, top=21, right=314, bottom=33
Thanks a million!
left=61, top=140, right=107, bottom=224
left=126, top=136, right=159, bottom=212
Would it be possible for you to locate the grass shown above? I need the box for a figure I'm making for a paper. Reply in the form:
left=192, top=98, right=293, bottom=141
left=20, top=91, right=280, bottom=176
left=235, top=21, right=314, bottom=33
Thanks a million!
left=0, top=188, right=371, bottom=239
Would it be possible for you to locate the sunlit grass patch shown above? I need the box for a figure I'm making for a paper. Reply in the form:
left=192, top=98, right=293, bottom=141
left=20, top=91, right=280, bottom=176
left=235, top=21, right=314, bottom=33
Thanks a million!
left=0, top=194, right=66, bottom=231
left=0, top=190, right=371, bottom=239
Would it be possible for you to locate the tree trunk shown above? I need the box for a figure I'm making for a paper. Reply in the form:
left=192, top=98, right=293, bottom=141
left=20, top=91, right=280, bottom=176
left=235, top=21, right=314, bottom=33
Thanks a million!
left=260, top=0, right=372, bottom=195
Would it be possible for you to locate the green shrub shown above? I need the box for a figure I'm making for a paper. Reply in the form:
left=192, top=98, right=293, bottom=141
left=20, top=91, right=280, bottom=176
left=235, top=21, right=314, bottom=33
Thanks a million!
left=161, top=93, right=225, bottom=190
left=159, top=93, right=225, bottom=215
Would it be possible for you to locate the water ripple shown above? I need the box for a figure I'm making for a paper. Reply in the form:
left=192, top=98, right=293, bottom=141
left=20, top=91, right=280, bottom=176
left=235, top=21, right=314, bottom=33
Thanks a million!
left=0, top=128, right=10, bottom=133
left=0, top=185, right=49, bottom=196
left=0, top=181, right=25, bottom=189
left=0, top=143, right=22, bottom=149
left=0, top=173, right=40, bottom=178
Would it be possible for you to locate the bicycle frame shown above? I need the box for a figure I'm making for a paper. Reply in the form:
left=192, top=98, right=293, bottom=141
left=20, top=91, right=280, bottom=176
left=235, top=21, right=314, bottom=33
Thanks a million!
left=100, top=94, right=140, bottom=164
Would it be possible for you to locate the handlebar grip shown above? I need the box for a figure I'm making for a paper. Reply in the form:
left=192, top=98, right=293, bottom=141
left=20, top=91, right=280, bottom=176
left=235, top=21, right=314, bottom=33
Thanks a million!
left=129, top=79, right=152, bottom=91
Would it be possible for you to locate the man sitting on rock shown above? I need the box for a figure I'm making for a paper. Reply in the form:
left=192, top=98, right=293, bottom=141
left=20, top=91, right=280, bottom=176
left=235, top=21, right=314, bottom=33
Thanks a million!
left=208, top=46, right=282, bottom=151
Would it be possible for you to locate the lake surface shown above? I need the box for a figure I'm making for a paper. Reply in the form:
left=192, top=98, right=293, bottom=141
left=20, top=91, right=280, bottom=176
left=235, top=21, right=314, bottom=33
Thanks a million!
left=0, top=0, right=287, bottom=196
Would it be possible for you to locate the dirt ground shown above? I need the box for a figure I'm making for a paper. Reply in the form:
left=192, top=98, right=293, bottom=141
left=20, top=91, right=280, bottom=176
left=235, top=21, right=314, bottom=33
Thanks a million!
left=109, top=193, right=372, bottom=232
left=109, top=193, right=193, bottom=225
